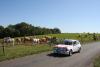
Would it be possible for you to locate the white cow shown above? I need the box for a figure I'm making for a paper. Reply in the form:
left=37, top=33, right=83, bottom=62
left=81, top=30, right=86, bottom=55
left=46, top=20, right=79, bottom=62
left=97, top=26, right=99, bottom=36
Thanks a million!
left=33, top=38, right=40, bottom=44
left=3, top=37, right=15, bottom=46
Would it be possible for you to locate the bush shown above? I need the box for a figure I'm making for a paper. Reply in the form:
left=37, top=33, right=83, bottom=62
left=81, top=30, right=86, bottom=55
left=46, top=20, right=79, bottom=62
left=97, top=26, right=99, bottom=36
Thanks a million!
left=94, top=56, right=100, bottom=67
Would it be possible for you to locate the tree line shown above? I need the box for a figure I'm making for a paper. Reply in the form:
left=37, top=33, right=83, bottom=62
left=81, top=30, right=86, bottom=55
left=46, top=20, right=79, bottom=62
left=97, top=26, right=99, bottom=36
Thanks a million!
left=0, top=22, right=61, bottom=38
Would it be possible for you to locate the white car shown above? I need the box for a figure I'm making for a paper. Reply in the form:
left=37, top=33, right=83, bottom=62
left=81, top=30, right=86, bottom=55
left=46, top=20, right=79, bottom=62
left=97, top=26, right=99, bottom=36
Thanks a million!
left=53, top=39, right=81, bottom=56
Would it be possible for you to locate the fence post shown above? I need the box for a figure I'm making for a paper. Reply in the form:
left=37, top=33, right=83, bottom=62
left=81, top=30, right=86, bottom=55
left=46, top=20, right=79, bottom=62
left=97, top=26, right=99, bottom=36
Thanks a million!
left=2, top=44, right=5, bottom=55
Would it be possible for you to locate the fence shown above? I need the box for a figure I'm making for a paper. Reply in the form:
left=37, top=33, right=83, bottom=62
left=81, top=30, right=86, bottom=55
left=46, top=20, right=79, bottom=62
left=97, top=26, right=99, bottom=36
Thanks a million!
left=0, top=43, right=5, bottom=56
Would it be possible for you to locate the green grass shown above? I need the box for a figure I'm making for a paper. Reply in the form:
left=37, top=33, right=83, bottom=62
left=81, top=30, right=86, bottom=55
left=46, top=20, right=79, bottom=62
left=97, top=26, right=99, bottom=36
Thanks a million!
left=37, top=33, right=79, bottom=39
left=94, top=56, right=100, bottom=67
left=0, top=44, right=52, bottom=61
left=36, top=33, right=96, bottom=44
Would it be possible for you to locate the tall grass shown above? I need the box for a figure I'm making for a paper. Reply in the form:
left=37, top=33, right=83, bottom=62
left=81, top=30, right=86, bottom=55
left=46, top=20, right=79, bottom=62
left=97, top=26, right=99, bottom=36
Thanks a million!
left=0, top=44, right=52, bottom=61
left=94, top=56, right=100, bottom=67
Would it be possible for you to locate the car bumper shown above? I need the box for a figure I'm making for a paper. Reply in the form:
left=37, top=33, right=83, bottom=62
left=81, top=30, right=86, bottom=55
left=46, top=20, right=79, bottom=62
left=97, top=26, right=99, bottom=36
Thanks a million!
left=53, top=50, right=70, bottom=55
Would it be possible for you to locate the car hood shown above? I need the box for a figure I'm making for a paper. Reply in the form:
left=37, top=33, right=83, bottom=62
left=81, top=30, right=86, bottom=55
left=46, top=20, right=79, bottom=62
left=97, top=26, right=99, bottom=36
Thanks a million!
left=54, top=44, right=72, bottom=48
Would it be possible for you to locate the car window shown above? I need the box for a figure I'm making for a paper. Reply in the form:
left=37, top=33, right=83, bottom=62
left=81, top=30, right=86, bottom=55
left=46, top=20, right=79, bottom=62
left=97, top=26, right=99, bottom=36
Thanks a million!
left=74, top=41, right=80, bottom=44
left=76, top=41, right=80, bottom=44
left=64, top=41, right=72, bottom=45
left=73, top=41, right=77, bottom=44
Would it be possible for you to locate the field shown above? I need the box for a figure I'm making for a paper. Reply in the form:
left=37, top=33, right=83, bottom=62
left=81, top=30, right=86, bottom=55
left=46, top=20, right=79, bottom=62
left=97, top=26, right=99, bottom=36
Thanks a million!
left=37, top=33, right=98, bottom=44
left=94, top=56, right=100, bottom=67
left=0, top=33, right=99, bottom=62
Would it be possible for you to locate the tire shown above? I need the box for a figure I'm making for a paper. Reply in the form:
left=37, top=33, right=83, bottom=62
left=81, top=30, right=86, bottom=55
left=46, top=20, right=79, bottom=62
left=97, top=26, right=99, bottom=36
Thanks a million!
left=77, top=47, right=81, bottom=53
left=68, top=50, right=73, bottom=56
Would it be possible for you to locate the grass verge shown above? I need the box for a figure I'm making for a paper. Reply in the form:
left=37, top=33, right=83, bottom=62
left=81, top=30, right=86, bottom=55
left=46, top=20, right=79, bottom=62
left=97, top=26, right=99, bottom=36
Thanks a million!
left=0, top=44, right=52, bottom=62
left=94, top=55, right=100, bottom=67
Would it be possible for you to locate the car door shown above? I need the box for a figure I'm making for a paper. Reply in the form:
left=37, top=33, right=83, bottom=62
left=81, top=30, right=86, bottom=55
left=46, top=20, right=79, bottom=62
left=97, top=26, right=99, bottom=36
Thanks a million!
left=75, top=41, right=81, bottom=51
left=73, top=41, right=78, bottom=52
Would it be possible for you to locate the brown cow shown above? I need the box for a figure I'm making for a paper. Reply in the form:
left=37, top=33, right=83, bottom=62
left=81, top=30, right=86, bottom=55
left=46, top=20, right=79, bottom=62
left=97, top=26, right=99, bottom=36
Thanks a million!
left=23, top=37, right=33, bottom=43
left=16, top=38, right=22, bottom=44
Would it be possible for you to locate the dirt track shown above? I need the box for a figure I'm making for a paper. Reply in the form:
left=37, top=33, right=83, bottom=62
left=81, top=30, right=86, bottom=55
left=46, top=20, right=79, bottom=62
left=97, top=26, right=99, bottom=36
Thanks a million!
left=0, top=42, right=100, bottom=67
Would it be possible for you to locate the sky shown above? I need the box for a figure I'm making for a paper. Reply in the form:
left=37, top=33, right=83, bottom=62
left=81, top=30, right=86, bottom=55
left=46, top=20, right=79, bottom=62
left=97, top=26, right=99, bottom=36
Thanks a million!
left=0, top=0, right=100, bottom=33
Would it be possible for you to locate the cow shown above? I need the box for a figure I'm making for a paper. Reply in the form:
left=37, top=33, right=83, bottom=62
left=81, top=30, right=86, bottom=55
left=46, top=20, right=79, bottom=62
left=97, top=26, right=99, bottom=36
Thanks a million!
left=16, top=38, right=22, bottom=44
left=3, top=37, right=15, bottom=46
left=33, top=38, right=40, bottom=44
left=23, top=37, right=33, bottom=43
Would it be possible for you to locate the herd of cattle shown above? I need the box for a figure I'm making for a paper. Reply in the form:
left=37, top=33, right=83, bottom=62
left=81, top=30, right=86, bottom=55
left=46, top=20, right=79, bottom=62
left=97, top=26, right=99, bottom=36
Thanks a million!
left=1, top=33, right=100, bottom=47
left=1, top=36, right=57, bottom=46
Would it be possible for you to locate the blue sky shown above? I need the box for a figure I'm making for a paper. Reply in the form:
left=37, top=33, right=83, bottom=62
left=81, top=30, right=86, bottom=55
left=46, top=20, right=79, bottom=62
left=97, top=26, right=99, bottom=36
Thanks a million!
left=0, top=0, right=100, bottom=33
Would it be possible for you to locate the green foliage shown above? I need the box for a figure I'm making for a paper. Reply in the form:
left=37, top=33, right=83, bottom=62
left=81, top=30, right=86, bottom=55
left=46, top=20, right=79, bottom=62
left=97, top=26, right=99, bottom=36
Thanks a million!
left=0, top=26, right=4, bottom=38
left=94, top=56, right=100, bottom=67
left=0, top=22, right=61, bottom=38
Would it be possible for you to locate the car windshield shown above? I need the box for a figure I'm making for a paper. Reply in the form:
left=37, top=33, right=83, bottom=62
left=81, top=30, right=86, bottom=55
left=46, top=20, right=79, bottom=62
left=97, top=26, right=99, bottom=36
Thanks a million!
left=64, top=41, right=73, bottom=45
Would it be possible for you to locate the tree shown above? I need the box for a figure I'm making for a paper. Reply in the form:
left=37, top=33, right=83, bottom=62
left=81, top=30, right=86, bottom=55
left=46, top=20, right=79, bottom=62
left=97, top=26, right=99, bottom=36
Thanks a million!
left=14, top=22, right=34, bottom=36
left=0, top=25, right=4, bottom=38
left=93, top=33, right=96, bottom=41
left=0, top=22, right=62, bottom=38
left=53, top=28, right=61, bottom=34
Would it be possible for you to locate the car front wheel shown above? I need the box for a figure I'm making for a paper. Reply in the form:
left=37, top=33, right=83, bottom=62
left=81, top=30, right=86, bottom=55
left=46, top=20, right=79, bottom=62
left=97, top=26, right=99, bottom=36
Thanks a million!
left=77, top=47, right=81, bottom=53
left=68, top=50, right=73, bottom=56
